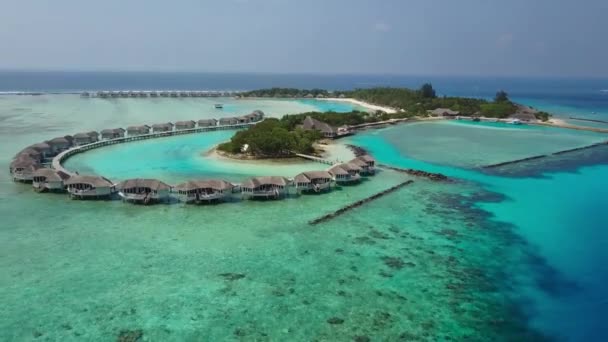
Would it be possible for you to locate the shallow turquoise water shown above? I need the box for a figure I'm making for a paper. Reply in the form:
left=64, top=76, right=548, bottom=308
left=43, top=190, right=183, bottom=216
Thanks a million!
left=2, top=95, right=608, bottom=340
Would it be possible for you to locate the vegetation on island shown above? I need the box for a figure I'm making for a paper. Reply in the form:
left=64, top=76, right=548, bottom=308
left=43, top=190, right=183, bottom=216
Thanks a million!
left=217, top=118, right=322, bottom=157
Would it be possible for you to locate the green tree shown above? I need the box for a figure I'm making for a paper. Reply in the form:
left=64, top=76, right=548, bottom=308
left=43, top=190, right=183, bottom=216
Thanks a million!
left=420, top=83, right=436, bottom=98
left=495, top=90, right=509, bottom=103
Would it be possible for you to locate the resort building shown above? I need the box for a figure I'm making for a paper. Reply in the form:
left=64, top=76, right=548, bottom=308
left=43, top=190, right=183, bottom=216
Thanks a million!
left=219, top=117, right=239, bottom=126
left=173, top=179, right=234, bottom=203
left=152, top=122, right=174, bottom=133
left=241, top=176, right=290, bottom=199
left=32, top=168, right=70, bottom=192
left=29, top=142, right=52, bottom=159
left=175, top=120, right=196, bottom=130
left=294, top=171, right=333, bottom=193
left=328, top=163, right=362, bottom=184
left=117, top=178, right=172, bottom=204
left=170, top=91, right=179, bottom=98
left=126, top=125, right=151, bottom=136
left=160, top=91, right=169, bottom=98
left=14, top=148, right=43, bottom=162
left=100, top=128, right=126, bottom=140
left=150, top=92, right=159, bottom=98
left=429, top=108, right=460, bottom=118
left=10, top=157, right=41, bottom=182
left=65, top=175, right=115, bottom=199
left=239, top=110, right=265, bottom=123
left=300, top=116, right=350, bottom=138
left=348, top=155, right=376, bottom=175
left=46, top=136, right=72, bottom=155
left=197, top=119, right=218, bottom=127
left=73, top=131, right=100, bottom=146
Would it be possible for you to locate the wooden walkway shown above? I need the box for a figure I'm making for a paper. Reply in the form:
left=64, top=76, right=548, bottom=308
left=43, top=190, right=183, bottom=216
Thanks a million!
left=309, top=180, right=414, bottom=225
left=294, top=153, right=341, bottom=165
left=52, top=122, right=256, bottom=176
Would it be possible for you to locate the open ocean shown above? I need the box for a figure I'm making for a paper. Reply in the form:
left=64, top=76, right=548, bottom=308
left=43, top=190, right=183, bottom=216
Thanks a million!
left=1, top=71, right=607, bottom=341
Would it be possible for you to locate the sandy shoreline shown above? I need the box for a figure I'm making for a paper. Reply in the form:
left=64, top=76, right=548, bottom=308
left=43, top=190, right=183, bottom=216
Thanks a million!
left=319, top=98, right=398, bottom=114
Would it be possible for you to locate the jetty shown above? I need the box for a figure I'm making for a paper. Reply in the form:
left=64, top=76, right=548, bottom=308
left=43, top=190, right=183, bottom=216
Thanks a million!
left=309, top=180, right=414, bottom=225
left=569, top=117, right=608, bottom=125
left=294, top=153, right=340, bottom=165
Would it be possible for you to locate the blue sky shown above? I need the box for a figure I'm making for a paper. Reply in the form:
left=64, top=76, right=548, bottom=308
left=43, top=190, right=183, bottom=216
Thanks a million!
left=1, top=0, right=607, bottom=77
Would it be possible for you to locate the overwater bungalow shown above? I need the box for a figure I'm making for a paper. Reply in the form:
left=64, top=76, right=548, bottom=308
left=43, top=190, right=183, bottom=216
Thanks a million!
left=126, top=125, right=151, bottom=136
left=138, top=92, right=147, bottom=98
left=175, top=120, right=196, bottom=130
left=100, top=128, right=126, bottom=140
left=81, top=92, right=90, bottom=97
left=239, top=110, right=265, bottom=123
left=73, top=131, right=99, bottom=145
left=150, top=91, right=159, bottom=98
left=170, top=91, right=179, bottom=98
left=219, top=117, right=239, bottom=126
left=14, top=148, right=43, bottom=162
left=129, top=91, right=138, bottom=98
left=160, top=91, right=169, bottom=98
left=119, top=91, right=129, bottom=98
left=152, top=122, right=174, bottom=133
left=179, top=91, right=189, bottom=97
left=10, top=157, right=41, bottom=182
left=328, top=163, right=362, bottom=184
left=174, top=179, right=234, bottom=203
left=294, top=171, right=333, bottom=193
left=241, top=176, right=290, bottom=199
left=349, top=155, right=376, bottom=175
left=65, top=175, right=115, bottom=199
left=46, top=136, right=72, bottom=155
left=32, top=168, right=71, bottom=192
left=198, top=118, right=218, bottom=127
left=29, top=142, right=52, bottom=159
left=110, top=92, right=120, bottom=98
left=117, top=178, right=172, bottom=204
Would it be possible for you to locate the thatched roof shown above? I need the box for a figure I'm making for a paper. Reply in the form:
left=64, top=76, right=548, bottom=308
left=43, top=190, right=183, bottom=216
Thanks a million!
left=15, top=148, right=42, bottom=159
left=151, top=122, right=174, bottom=129
left=329, top=163, right=361, bottom=175
left=47, top=136, right=71, bottom=146
left=197, top=118, right=218, bottom=124
left=32, top=168, right=71, bottom=181
left=356, top=155, right=375, bottom=163
left=29, top=142, right=52, bottom=152
left=241, top=176, right=289, bottom=188
left=65, top=175, right=114, bottom=187
left=430, top=108, right=460, bottom=116
left=301, top=116, right=336, bottom=134
left=10, top=156, right=41, bottom=169
left=100, top=128, right=126, bottom=135
left=349, top=158, right=368, bottom=167
left=175, top=120, right=196, bottom=126
left=294, top=171, right=333, bottom=184
left=174, top=179, right=233, bottom=192
left=117, top=178, right=171, bottom=191
left=126, top=125, right=150, bottom=131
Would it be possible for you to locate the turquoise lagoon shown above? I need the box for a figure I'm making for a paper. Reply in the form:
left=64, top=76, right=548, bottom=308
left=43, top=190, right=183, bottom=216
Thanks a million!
left=1, top=96, right=608, bottom=341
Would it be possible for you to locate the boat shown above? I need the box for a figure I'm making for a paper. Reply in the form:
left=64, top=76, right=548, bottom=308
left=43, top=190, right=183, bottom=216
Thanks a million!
left=507, top=119, right=522, bottom=125
left=214, top=104, right=223, bottom=109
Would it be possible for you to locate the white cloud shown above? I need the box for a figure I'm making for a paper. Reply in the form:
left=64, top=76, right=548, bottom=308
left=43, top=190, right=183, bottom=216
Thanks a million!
left=373, top=22, right=391, bottom=33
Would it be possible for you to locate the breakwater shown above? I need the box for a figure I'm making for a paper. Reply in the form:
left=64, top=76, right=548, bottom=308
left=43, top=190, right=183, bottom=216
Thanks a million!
left=569, top=117, right=608, bottom=125
left=378, top=164, right=449, bottom=182
left=482, top=155, right=548, bottom=169
left=309, top=180, right=414, bottom=225
left=552, top=141, right=608, bottom=155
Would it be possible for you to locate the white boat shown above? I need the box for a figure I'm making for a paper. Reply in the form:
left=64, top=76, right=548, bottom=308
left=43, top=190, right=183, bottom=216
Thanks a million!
left=214, top=104, right=223, bottom=109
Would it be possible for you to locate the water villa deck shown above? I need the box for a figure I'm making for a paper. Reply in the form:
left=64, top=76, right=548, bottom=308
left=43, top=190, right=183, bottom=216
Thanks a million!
left=32, top=168, right=70, bottom=192
left=65, top=175, right=115, bottom=199
left=241, top=176, right=290, bottom=200
left=173, top=180, right=234, bottom=203
left=88, top=90, right=240, bottom=98
left=117, top=179, right=172, bottom=204
left=294, top=171, right=333, bottom=193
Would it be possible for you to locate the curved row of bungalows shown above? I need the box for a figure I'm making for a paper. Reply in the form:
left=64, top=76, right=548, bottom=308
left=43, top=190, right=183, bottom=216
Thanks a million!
left=294, top=171, right=333, bottom=193
left=117, top=178, right=172, bottom=204
left=32, top=168, right=71, bottom=192
left=9, top=156, right=42, bottom=182
left=126, top=125, right=151, bottom=136
left=100, top=128, right=126, bottom=140
left=73, top=131, right=100, bottom=146
left=65, top=175, right=115, bottom=199
left=328, top=163, right=362, bottom=184
left=174, top=180, right=235, bottom=203
left=241, top=176, right=290, bottom=199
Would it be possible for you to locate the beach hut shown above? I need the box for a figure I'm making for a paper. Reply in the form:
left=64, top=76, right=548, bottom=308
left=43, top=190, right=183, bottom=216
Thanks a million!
left=100, top=128, right=126, bottom=140
left=32, top=168, right=70, bottom=192
left=46, top=136, right=72, bottom=155
left=65, top=175, right=115, bottom=199
left=219, top=117, right=239, bottom=126
left=10, top=157, right=41, bottom=182
left=175, top=120, right=196, bottom=130
left=328, top=163, right=362, bottom=184
left=151, top=122, right=174, bottom=133
left=174, top=179, right=234, bottom=203
left=429, top=108, right=460, bottom=118
left=241, top=176, right=290, bottom=199
left=117, top=178, right=172, bottom=204
left=126, top=125, right=151, bottom=136
left=294, top=171, right=333, bottom=193
left=73, top=131, right=99, bottom=145
left=300, top=116, right=338, bottom=138
left=349, top=155, right=376, bottom=175
left=198, top=118, right=218, bottom=127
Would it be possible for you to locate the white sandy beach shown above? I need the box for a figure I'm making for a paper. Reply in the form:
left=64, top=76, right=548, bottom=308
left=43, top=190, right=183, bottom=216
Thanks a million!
left=320, top=98, right=398, bottom=114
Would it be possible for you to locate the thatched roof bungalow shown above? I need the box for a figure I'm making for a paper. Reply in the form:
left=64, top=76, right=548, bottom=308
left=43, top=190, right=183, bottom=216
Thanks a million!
left=328, top=163, right=362, bottom=184
left=117, top=178, right=172, bottom=204
left=219, top=117, right=239, bottom=126
left=294, top=171, right=333, bottom=193
left=175, top=120, right=196, bottom=130
left=46, top=136, right=72, bottom=154
left=14, top=148, right=43, bottom=162
left=198, top=118, right=218, bottom=127
left=300, top=116, right=338, bottom=138
left=29, top=142, right=52, bottom=158
left=349, top=155, right=376, bottom=175
left=100, top=128, right=126, bottom=140
left=429, top=108, right=460, bottom=117
left=174, top=179, right=234, bottom=203
left=65, top=175, right=115, bottom=199
left=126, top=125, right=151, bottom=136
left=10, top=157, right=41, bottom=182
left=32, top=168, right=71, bottom=192
left=73, top=131, right=99, bottom=145
left=241, top=176, right=290, bottom=199
left=152, top=122, right=174, bottom=133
